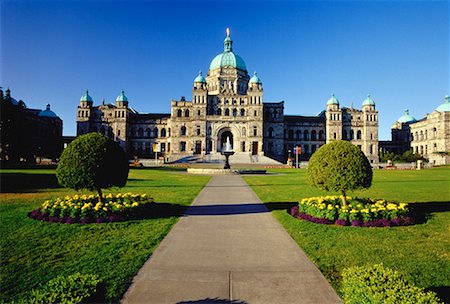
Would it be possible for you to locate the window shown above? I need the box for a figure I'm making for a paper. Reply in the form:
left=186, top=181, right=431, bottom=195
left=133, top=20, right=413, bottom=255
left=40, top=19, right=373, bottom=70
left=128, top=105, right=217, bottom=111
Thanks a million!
left=197, top=127, right=201, bottom=136
left=181, top=126, right=187, bottom=136
left=319, top=130, right=324, bottom=140
left=288, top=130, right=294, bottom=140
left=185, top=109, right=190, bottom=117
left=240, top=109, right=245, bottom=116
left=146, top=128, right=151, bottom=137
left=296, top=130, right=301, bottom=140
left=254, top=110, right=257, bottom=116
left=350, top=130, right=354, bottom=140
left=304, top=130, right=309, bottom=141
left=357, top=130, right=362, bottom=140
left=241, top=141, right=246, bottom=152
left=334, top=132, right=337, bottom=139
left=177, top=109, right=182, bottom=117
left=343, top=130, right=347, bottom=140
left=253, top=126, right=257, bottom=136
left=198, top=110, right=201, bottom=116
left=217, top=108, right=222, bottom=116
left=242, top=127, right=246, bottom=136
left=268, top=142, right=273, bottom=152
left=232, top=109, right=237, bottom=117
left=117, top=130, right=121, bottom=136
left=161, top=128, right=166, bottom=137
left=311, top=130, right=317, bottom=141
left=180, top=141, right=186, bottom=151
left=225, top=108, right=230, bottom=116
left=154, top=128, right=158, bottom=138
left=138, top=128, right=143, bottom=137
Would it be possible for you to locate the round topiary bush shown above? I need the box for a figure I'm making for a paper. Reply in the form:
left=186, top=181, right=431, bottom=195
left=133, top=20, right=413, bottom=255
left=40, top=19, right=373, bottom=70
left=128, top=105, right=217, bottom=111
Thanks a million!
left=307, top=140, right=372, bottom=207
left=56, top=133, right=129, bottom=202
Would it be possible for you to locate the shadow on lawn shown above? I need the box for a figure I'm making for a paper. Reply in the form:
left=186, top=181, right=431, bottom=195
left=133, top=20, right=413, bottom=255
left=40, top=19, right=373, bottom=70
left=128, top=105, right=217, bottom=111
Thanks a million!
left=409, top=201, right=450, bottom=224
left=0, top=173, right=61, bottom=193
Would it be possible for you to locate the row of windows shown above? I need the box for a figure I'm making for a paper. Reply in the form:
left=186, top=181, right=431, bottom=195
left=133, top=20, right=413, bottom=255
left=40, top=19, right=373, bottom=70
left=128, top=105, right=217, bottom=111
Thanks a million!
left=130, top=127, right=169, bottom=138
left=414, top=143, right=438, bottom=155
left=278, top=129, right=325, bottom=141
left=412, top=128, right=438, bottom=142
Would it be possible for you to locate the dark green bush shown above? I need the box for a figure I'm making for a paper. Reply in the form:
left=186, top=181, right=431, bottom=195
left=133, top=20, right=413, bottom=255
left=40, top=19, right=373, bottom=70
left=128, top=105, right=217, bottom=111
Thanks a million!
left=341, top=264, right=442, bottom=304
left=307, top=140, right=372, bottom=207
left=25, top=273, right=101, bottom=304
left=56, top=133, right=129, bottom=200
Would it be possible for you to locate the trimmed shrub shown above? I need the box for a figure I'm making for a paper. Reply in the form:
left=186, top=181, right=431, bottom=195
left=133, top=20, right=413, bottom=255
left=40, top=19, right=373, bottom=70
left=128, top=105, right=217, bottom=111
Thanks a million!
left=25, top=273, right=101, bottom=304
left=307, top=141, right=372, bottom=207
left=56, top=133, right=129, bottom=202
left=341, top=264, right=442, bottom=304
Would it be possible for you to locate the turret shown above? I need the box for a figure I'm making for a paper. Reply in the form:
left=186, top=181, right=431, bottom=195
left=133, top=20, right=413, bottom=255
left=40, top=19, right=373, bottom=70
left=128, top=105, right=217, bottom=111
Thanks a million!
left=115, top=90, right=129, bottom=108
left=79, top=90, right=93, bottom=108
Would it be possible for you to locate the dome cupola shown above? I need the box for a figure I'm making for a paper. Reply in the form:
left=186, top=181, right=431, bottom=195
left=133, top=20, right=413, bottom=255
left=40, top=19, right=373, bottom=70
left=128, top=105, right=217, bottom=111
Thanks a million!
left=194, top=71, right=206, bottom=83
left=436, top=95, right=450, bottom=112
left=80, top=90, right=93, bottom=103
left=38, top=104, right=58, bottom=118
left=116, top=90, right=128, bottom=102
left=362, top=94, right=375, bottom=106
left=209, top=28, right=247, bottom=72
left=327, top=94, right=339, bottom=105
left=397, top=109, right=416, bottom=123
left=249, top=72, right=262, bottom=84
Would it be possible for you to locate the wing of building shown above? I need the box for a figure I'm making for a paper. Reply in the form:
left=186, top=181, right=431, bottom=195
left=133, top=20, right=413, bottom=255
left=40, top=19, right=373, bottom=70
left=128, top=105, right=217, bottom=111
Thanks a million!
left=77, top=29, right=379, bottom=165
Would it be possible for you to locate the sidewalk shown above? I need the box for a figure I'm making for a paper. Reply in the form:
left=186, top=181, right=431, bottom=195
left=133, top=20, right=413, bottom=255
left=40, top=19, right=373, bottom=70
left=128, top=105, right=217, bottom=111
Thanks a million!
left=121, top=175, right=342, bottom=304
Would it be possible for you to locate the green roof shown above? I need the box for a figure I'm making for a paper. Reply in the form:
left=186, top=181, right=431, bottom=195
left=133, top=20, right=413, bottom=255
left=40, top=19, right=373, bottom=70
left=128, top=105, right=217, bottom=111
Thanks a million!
left=209, top=29, right=247, bottom=71
left=116, top=90, right=128, bottom=102
left=327, top=94, right=339, bottom=105
left=397, top=109, right=416, bottom=123
left=194, top=71, right=206, bottom=83
left=80, top=90, right=93, bottom=102
left=38, top=104, right=58, bottom=118
left=362, top=94, right=375, bottom=106
left=249, top=72, right=262, bottom=84
left=436, top=95, right=450, bottom=112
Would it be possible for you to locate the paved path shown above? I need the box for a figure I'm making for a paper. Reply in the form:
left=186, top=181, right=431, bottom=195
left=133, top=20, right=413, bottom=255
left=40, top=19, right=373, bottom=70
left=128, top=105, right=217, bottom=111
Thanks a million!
left=122, top=175, right=342, bottom=304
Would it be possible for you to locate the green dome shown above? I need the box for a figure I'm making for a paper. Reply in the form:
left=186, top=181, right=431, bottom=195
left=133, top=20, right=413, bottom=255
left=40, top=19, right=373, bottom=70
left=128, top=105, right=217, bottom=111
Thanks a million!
left=38, top=104, right=58, bottom=118
left=327, top=94, right=339, bottom=105
left=80, top=90, right=93, bottom=102
left=116, top=90, right=128, bottom=102
left=209, top=29, right=247, bottom=72
left=362, top=94, right=375, bottom=106
left=194, top=71, right=206, bottom=83
left=249, top=72, right=262, bottom=84
left=397, top=109, right=416, bottom=123
left=436, top=95, right=450, bottom=112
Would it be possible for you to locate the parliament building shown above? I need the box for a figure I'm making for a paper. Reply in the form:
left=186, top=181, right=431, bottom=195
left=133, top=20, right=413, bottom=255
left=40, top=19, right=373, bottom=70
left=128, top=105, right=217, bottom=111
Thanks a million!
left=77, top=29, right=379, bottom=164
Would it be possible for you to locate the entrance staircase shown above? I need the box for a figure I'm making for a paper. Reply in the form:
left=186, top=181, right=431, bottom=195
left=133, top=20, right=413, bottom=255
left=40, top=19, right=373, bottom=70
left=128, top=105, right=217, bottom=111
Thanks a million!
left=171, top=152, right=282, bottom=165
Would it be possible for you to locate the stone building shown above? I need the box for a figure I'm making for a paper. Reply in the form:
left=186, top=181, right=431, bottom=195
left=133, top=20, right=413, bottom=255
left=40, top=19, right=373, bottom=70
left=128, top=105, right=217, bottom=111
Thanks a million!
left=379, top=96, right=450, bottom=165
left=0, top=88, right=63, bottom=162
left=76, top=29, right=379, bottom=164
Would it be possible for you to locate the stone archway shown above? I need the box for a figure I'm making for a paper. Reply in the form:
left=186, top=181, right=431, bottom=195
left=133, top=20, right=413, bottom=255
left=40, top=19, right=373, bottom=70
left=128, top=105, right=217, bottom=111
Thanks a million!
left=217, top=128, right=234, bottom=152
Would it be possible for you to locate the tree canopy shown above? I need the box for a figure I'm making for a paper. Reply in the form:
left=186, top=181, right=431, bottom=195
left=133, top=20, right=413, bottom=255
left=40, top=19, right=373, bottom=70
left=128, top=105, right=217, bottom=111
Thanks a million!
left=56, top=133, right=129, bottom=201
left=307, top=140, right=373, bottom=206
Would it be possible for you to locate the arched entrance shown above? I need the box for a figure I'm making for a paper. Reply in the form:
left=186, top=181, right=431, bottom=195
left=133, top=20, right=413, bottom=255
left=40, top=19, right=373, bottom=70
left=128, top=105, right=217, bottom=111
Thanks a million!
left=217, top=129, right=234, bottom=152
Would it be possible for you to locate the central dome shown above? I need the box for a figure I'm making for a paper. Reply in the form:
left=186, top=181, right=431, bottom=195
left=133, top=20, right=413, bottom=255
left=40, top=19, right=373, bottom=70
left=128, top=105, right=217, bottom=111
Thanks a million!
left=209, top=28, right=247, bottom=72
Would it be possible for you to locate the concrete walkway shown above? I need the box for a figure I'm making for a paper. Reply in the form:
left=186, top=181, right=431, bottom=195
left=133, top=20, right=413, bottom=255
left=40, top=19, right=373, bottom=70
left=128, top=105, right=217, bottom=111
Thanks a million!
left=122, top=175, right=342, bottom=304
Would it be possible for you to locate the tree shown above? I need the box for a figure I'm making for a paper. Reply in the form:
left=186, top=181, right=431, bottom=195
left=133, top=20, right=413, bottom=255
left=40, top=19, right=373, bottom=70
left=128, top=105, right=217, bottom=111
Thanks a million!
left=56, top=133, right=129, bottom=202
left=307, top=141, right=372, bottom=207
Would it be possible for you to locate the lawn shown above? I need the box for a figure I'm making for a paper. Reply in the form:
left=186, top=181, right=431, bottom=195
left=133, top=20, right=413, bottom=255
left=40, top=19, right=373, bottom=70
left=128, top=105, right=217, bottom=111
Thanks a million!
left=244, top=167, right=450, bottom=301
left=0, top=167, right=210, bottom=303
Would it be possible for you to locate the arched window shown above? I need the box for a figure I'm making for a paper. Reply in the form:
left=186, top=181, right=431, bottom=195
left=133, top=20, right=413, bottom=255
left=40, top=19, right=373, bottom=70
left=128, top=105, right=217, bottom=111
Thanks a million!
left=232, top=108, right=237, bottom=117
left=268, top=127, right=274, bottom=138
left=357, top=130, right=362, bottom=140
left=217, top=108, right=222, bottom=116
left=253, top=126, right=257, bottom=136
left=154, top=128, right=158, bottom=138
left=146, top=128, right=151, bottom=137
left=288, top=130, right=294, bottom=140
left=177, top=109, right=182, bottom=117
left=138, top=128, right=144, bottom=137
left=319, top=130, right=324, bottom=140
left=181, top=126, right=187, bottom=136
left=296, top=130, right=301, bottom=140
left=185, top=109, right=190, bottom=117
left=168, top=128, right=171, bottom=137
left=433, top=127, right=437, bottom=138
left=311, top=130, right=317, bottom=141
left=160, top=128, right=166, bottom=137
left=350, top=130, right=354, bottom=140
left=131, top=128, right=136, bottom=137
left=225, top=108, right=230, bottom=116
left=240, top=109, right=245, bottom=116
left=207, top=126, right=212, bottom=135
left=304, top=130, right=309, bottom=141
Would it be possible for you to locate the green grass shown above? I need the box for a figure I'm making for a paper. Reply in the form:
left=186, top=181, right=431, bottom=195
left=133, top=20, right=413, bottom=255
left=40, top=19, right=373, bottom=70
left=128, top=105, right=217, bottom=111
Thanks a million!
left=243, top=167, right=450, bottom=300
left=0, top=168, right=210, bottom=303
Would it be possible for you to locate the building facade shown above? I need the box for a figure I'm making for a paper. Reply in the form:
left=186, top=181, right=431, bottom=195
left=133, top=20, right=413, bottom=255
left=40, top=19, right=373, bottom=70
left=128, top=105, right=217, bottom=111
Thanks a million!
left=379, top=96, right=450, bottom=165
left=77, top=29, right=379, bottom=164
left=0, top=88, right=63, bottom=162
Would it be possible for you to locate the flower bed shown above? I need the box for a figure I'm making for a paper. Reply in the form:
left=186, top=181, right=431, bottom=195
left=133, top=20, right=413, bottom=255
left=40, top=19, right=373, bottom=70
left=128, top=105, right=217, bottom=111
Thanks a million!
left=290, top=196, right=413, bottom=227
left=29, top=193, right=153, bottom=224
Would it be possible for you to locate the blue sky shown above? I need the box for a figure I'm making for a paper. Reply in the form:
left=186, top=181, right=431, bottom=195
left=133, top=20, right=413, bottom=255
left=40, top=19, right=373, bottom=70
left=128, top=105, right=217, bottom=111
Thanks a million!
left=1, top=0, right=449, bottom=139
